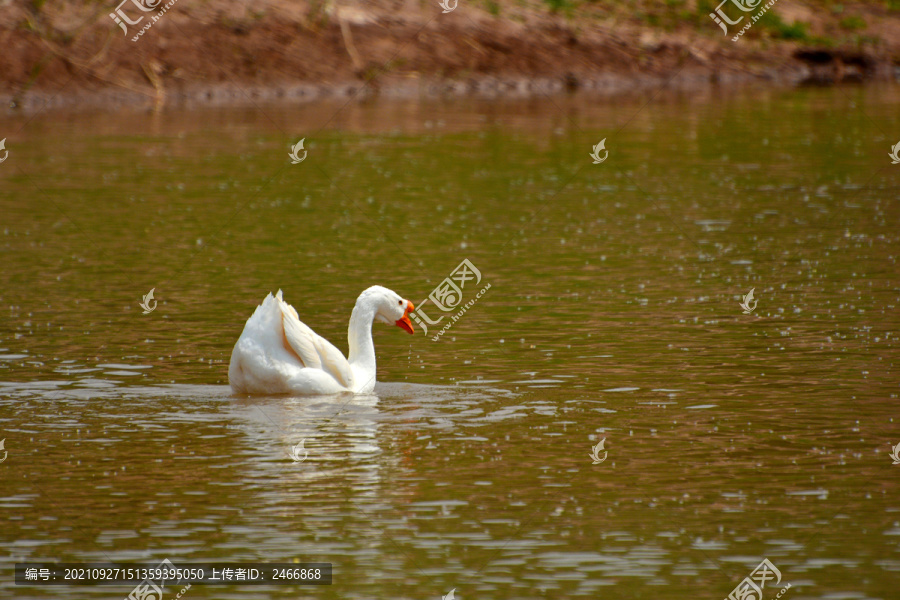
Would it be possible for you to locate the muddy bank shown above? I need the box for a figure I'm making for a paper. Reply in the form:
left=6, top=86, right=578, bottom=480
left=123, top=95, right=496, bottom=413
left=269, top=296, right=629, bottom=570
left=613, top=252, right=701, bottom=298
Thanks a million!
left=1, top=0, right=898, bottom=112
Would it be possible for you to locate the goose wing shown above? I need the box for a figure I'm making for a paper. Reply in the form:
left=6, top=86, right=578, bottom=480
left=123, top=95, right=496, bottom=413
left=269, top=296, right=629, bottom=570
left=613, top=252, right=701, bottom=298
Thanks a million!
left=277, top=292, right=354, bottom=388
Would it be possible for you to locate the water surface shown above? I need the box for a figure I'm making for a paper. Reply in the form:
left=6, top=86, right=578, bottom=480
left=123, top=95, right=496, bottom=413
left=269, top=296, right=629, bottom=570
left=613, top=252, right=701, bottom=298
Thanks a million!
left=1, top=85, right=899, bottom=599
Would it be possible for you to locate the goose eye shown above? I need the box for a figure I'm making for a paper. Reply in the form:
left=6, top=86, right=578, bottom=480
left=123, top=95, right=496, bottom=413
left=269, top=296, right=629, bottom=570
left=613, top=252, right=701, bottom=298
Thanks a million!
left=398, top=300, right=402, bottom=305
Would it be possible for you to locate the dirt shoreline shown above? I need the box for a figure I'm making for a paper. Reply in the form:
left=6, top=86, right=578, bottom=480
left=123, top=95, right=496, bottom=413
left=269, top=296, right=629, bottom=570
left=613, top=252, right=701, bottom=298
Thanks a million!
left=1, top=0, right=898, bottom=113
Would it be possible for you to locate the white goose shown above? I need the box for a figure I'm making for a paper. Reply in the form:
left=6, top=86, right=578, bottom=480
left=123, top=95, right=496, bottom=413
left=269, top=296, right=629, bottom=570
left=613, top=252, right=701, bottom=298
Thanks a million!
left=229, top=286, right=415, bottom=395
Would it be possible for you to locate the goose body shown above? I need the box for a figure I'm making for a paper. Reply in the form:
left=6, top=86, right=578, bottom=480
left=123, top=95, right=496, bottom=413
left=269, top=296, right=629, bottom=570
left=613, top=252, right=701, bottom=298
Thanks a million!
left=229, top=286, right=414, bottom=395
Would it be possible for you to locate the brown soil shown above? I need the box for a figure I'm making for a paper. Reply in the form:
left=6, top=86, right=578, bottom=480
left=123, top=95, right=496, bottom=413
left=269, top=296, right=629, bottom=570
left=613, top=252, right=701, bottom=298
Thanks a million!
left=1, top=0, right=898, bottom=111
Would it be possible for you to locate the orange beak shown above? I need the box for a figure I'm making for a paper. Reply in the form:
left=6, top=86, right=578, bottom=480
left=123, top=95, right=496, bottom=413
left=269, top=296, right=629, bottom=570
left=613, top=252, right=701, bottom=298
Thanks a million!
left=396, top=301, right=415, bottom=335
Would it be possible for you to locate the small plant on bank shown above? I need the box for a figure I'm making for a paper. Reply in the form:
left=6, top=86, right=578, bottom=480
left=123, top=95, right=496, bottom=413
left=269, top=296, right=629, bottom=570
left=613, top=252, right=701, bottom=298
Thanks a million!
left=544, top=0, right=574, bottom=15
left=839, top=15, right=867, bottom=30
left=756, top=12, right=810, bottom=40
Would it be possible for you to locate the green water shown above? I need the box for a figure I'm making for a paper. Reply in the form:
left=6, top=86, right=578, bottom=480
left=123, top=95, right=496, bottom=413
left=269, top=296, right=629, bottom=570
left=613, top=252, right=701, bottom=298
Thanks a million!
left=1, top=85, right=899, bottom=599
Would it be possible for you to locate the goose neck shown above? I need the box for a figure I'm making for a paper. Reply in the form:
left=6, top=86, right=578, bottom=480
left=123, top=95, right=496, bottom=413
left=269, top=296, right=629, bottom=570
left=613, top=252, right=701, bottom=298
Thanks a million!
left=347, top=298, right=377, bottom=373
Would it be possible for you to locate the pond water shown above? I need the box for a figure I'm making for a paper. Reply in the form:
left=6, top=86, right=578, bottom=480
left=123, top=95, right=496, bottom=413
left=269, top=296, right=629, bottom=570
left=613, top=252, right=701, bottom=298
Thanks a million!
left=1, top=84, right=899, bottom=599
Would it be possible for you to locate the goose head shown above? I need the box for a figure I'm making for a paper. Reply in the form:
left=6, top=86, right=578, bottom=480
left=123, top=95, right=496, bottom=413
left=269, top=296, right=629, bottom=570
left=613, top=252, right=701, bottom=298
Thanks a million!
left=365, top=285, right=416, bottom=334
